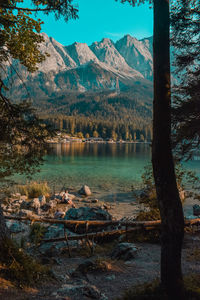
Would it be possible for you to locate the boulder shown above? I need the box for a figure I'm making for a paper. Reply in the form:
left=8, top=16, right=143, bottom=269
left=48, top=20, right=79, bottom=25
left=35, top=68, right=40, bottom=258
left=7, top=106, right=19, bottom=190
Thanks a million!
left=6, top=220, right=29, bottom=234
left=42, top=199, right=57, bottom=211
left=19, top=209, right=37, bottom=218
left=20, top=200, right=29, bottom=209
left=11, top=193, right=21, bottom=198
left=64, top=207, right=112, bottom=233
left=193, top=204, right=200, bottom=216
left=54, top=210, right=66, bottom=219
left=39, top=195, right=46, bottom=206
left=44, top=224, right=65, bottom=239
left=30, top=198, right=40, bottom=210
left=78, top=185, right=92, bottom=196
left=65, top=207, right=112, bottom=221
left=92, top=199, right=99, bottom=203
left=74, top=258, right=111, bottom=275
left=68, top=193, right=76, bottom=201
left=111, top=242, right=138, bottom=261
left=20, top=195, right=28, bottom=201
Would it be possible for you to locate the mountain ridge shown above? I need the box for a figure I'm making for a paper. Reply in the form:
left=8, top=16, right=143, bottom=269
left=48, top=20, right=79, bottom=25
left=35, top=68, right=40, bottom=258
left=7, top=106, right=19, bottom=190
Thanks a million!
left=2, top=32, right=153, bottom=100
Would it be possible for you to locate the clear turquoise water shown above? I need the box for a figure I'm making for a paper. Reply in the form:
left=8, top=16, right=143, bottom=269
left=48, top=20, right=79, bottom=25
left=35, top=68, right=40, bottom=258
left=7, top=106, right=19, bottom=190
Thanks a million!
left=15, top=143, right=200, bottom=194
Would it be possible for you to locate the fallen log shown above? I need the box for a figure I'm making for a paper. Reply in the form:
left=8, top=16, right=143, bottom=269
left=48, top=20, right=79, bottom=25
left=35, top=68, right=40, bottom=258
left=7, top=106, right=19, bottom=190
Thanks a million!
left=4, top=214, right=200, bottom=228
left=3, top=214, right=162, bottom=228
left=42, top=227, right=142, bottom=243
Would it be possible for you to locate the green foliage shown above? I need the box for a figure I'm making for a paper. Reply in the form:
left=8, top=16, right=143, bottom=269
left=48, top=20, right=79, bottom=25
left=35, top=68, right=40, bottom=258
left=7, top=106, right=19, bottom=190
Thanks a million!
left=0, top=99, right=54, bottom=181
left=171, top=0, right=200, bottom=159
left=17, top=181, right=50, bottom=198
left=0, top=1, right=79, bottom=182
left=29, top=223, right=46, bottom=245
left=134, top=162, right=198, bottom=222
left=0, top=1, right=78, bottom=71
left=0, top=238, right=50, bottom=286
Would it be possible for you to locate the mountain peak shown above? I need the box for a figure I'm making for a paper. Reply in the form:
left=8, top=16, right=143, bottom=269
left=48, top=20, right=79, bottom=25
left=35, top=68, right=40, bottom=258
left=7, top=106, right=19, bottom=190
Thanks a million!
left=65, top=42, right=99, bottom=66
left=4, top=32, right=153, bottom=98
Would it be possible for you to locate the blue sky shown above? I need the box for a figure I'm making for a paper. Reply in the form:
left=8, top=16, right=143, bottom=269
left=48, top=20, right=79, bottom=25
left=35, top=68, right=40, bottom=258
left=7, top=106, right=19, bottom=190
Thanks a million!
left=38, top=0, right=153, bottom=46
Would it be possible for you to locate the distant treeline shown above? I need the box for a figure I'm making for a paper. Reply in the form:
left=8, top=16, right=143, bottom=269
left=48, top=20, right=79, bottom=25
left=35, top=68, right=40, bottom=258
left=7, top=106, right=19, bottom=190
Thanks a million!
left=43, top=115, right=152, bottom=141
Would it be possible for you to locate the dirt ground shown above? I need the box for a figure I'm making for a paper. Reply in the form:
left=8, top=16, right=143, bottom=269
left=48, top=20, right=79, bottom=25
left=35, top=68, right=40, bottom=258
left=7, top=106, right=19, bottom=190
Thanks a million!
left=0, top=231, right=200, bottom=300
left=1, top=192, right=200, bottom=300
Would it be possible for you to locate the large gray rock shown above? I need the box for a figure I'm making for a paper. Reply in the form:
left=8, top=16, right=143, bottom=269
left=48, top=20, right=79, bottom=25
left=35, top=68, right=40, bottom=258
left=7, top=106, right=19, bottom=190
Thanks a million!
left=64, top=207, right=112, bottom=233
left=6, top=220, right=29, bottom=234
left=193, top=204, right=200, bottom=216
left=78, top=185, right=92, bottom=196
left=44, top=224, right=64, bottom=239
left=111, top=242, right=138, bottom=261
left=65, top=207, right=112, bottom=221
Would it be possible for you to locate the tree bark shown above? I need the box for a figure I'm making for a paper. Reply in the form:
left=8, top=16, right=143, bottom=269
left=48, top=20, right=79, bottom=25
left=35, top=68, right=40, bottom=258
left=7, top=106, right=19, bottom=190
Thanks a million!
left=152, top=0, right=185, bottom=297
left=0, top=205, right=10, bottom=244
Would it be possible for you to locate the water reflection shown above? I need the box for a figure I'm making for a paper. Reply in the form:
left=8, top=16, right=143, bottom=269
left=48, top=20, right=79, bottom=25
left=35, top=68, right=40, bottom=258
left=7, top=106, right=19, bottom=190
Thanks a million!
left=48, top=142, right=151, bottom=158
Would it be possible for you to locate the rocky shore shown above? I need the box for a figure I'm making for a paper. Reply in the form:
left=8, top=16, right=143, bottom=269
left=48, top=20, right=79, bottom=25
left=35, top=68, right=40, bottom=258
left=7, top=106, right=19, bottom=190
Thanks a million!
left=1, top=185, right=200, bottom=300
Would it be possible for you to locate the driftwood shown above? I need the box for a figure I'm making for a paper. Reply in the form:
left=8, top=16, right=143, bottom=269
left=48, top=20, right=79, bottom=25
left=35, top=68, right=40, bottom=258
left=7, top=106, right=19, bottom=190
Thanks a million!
left=4, top=214, right=200, bottom=228
left=4, top=214, right=200, bottom=253
left=4, top=214, right=163, bottom=228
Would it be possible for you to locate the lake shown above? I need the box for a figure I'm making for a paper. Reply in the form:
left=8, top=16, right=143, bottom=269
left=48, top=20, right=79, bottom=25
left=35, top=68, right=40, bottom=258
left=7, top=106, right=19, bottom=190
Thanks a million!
left=18, top=143, right=200, bottom=197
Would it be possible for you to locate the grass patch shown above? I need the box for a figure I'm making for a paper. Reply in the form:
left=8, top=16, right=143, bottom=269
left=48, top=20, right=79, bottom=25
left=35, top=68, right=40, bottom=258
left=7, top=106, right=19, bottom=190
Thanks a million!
left=0, top=238, right=51, bottom=286
left=16, top=181, right=50, bottom=198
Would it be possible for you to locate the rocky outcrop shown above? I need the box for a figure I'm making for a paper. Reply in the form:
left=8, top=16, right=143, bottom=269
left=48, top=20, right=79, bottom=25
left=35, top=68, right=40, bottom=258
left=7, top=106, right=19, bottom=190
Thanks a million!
left=3, top=33, right=153, bottom=99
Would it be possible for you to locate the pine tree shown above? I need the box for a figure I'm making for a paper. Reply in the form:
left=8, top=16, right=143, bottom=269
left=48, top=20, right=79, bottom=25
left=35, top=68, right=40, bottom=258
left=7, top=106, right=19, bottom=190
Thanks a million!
left=171, top=0, right=200, bottom=159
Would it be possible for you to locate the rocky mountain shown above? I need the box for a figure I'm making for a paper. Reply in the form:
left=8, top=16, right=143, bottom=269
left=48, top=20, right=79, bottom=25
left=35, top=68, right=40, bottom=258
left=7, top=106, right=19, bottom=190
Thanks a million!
left=2, top=33, right=153, bottom=100
left=115, top=35, right=153, bottom=80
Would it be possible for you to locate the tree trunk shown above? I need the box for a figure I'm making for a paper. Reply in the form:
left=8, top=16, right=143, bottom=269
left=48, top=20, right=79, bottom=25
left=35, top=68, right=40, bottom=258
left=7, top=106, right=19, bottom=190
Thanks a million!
left=0, top=205, right=10, bottom=244
left=152, top=0, right=185, bottom=297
